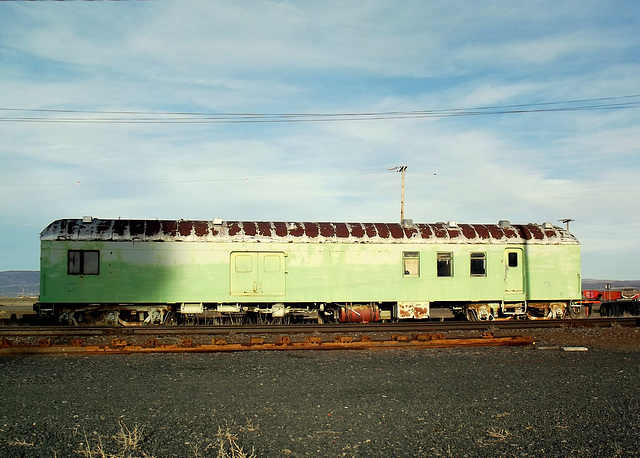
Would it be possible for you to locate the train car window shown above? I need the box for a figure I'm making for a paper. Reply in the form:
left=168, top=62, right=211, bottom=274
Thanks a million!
left=437, top=252, right=453, bottom=277
left=68, top=251, right=81, bottom=275
left=403, top=252, right=420, bottom=277
left=470, top=252, right=486, bottom=276
left=67, top=250, right=100, bottom=275
left=508, top=252, right=518, bottom=267
left=83, top=251, right=100, bottom=274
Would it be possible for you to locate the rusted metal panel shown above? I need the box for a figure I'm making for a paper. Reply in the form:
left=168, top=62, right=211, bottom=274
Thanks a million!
left=334, top=223, right=349, bottom=238
left=447, top=227, right=461, bottom=238
left=460, top=224, right=476, bottom=239
left=257, top=222, right=271, bottom=237
left=273, top=221, right=288, bottom=237
left=161, top=220, right=177, bottom=236
left=397, top=302, right=430, bottom=319
left=145, top=220, right=161, bottom=237
left=486, top=225, right=505, bottom=239
left=474, top=225, right=489, bottom=239
left=514, top=224, right=529, bottom=240
left=389, top=224, right=404, bottom=239
left=242, top=221, right=257, bottom=236
left=417, top=224, right=432, bottom=239
left=228, top=221, right=242, bottom=236
left=40, top=219, right=579, bottom=246
left=349, top=223, right=365, bottom=238
left=402, top=225, right=418, bottom=238
left=432, top=223, right=448, bottom=238
left=178, top=221, right=192, bottom=237
left=397, top=303, right=414, bottom=319
left=527, top=225, right=544, bottom=240
left=130, top=220, right=145, bottom=237
left=113, top=220, right=128, bottom=237
left=288, top=222, right=304, bottom=237
left=364, top=222, right=377, bottom=238
left=97, top=219, right=113, bottom=235
left=502, top=225, right=518, bottom=238
left=194, top=221, right=209, bottom=237
left=304, top=222, right=318, bottom=238
left=374, top=223, right=389, bottom=238
left=319, top=222, right=334, bottom=237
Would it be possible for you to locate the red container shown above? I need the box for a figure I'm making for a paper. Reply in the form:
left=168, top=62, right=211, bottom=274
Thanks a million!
left=582, top=290, right=600, bottom=300
left=602, top=290, right=622, bottom=301
left=338, top=305, right=380, bottom=323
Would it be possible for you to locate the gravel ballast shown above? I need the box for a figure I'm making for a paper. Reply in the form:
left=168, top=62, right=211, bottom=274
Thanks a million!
left=0, top=330, right=639, bottom=457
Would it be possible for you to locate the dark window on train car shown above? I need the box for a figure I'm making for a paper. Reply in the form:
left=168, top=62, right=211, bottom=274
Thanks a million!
left=403, top=252, right=420, bottom=277
left=470, top=252, right=486, bottom=276
left=68, top=250, right=100, bottom=275
left=508, top=252, right=518, bottom=267
left=437, top=252, right=453, bottom=277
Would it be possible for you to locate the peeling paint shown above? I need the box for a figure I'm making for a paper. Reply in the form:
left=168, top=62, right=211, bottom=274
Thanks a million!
left=41, top=219, right=579, bottom=245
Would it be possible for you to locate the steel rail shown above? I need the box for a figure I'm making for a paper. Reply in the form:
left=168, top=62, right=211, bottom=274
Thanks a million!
left=0, top=318, right=636, bottom=338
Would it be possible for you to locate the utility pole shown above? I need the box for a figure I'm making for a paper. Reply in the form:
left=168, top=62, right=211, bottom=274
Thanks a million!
left=388, top=166, right=407, bottom=223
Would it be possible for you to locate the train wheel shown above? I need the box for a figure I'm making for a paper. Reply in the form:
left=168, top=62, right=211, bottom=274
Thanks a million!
left=568, top=305, right=582, bottom=318
left=610, top=303, right=619, bottom=317
left=100, top=311, right=120, bottom=326
left=548, top=304, right=565, bottom=319
left=57, top=311, right=77, bottom=326
left=476, top=305, right=493, bottom=321
left=599, top=304, right=608, bottom=317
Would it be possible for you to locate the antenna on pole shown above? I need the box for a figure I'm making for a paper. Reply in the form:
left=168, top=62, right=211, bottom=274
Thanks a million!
left=559, top=218, right=574, bottom=231
left=388, top=166, right=407, bottom=223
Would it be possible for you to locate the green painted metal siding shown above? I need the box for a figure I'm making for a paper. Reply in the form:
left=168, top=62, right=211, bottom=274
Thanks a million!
left=40, top=238, right=581, bottom=305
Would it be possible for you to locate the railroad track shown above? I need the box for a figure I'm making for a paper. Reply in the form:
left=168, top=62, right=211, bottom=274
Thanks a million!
left=0, top=317, right=638, bottom=336
left=0, top=318, right=637, bottom=355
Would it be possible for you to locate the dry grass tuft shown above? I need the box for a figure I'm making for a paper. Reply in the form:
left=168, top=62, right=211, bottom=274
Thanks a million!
left=190, top=423, right=256, bottom=458
left=478, top=427, right=513, bottom=446
left=114, top=421, right=144, bottom=451
left=6, top=438, right=35, bottom=447
left=75, top=421, right=152, bottom=458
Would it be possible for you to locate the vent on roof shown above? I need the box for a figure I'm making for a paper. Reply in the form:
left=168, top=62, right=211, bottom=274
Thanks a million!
left=213, top=218, right=223, bottom=225
left=447, top=221, right=458, bottom=228
left=498, top=220, right=511, bottom=228
left=82, top=216, right=93, bottom=223
left=401, top=218, right=414, bottom=227
left=543, top=222, right=553, bottom=229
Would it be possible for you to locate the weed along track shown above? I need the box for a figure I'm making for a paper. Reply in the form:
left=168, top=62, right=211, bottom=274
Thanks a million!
left=1, top=318, right=637, bottom=355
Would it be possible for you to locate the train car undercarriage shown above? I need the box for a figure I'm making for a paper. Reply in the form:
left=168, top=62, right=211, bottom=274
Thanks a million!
left=452, top=301, right=570, bottom=321
left=33, top=300, right=576, bottom=326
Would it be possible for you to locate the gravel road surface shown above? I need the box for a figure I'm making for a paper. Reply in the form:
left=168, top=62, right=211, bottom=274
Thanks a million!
left=1, top=332, right=639, bottom=457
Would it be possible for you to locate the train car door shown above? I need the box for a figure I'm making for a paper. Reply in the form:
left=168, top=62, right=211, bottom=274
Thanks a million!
left=504, top=248, right=525, bottom=299
left=230, top=252, right=286, bottom=296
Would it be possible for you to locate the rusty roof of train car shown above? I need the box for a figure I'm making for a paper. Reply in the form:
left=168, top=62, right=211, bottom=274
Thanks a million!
left=40, top=219, right=579, bottom=245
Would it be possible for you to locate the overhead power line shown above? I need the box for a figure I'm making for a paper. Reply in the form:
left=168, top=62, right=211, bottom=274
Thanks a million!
left=0, top=95, right=638, bottom=124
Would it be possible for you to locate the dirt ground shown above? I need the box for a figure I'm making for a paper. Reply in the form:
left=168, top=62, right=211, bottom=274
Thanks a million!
left=526, top=325, right=639, bottom=351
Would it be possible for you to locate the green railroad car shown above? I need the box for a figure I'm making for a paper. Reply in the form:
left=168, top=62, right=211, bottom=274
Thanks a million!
left=34, top=218, right=581, bottom=325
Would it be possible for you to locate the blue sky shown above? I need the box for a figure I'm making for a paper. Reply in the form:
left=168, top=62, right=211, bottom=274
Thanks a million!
left=0, top=1, right=638, bottom=280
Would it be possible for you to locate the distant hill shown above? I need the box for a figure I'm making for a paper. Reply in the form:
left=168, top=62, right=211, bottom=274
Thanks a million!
left=0, top=271, right=39, bottom=297
left=582, top=279, right=640, bottom=290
